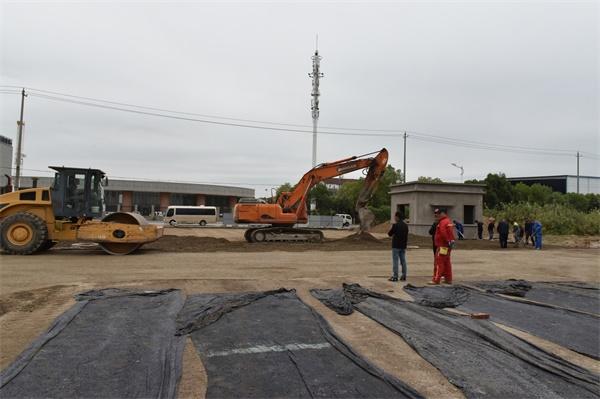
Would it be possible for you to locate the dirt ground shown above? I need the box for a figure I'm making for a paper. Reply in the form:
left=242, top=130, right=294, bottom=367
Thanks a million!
left=1, top=227, right=599, bottom=398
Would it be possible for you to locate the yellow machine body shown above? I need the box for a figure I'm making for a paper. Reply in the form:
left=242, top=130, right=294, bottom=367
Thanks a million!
left=0, top=187, right=163, bottom=255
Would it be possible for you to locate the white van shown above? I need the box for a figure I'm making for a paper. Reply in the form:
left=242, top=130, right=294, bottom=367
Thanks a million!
left=164, top=206, right=218, bottom=226
left=335, top=214, right=353, bottom=228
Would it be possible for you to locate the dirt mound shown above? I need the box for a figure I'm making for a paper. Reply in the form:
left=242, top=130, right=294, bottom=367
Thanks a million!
left=337, top=232, right=384, bottom=243
left=145, top=236, right=231, bottom=252
left=370, top=221, right=392, bottom=234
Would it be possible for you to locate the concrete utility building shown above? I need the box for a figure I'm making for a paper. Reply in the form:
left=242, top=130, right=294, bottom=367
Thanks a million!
left=0, top=135, right=13, bottom=193
left=19, top=175, right=254, bottom=215
left=507, top=175, right=600, bottom=195
left=390, top=181, right=485, bottom=239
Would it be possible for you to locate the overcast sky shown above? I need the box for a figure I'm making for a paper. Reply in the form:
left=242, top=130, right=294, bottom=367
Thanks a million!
left=1, top=1, right=598, bottom=195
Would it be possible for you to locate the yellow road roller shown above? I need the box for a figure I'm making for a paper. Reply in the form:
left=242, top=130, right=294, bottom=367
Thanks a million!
left=0, top=166, right=163, bottom=255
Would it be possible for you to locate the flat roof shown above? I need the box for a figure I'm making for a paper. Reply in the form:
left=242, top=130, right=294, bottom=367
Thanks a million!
left=508, top=175, right=599, bottom=180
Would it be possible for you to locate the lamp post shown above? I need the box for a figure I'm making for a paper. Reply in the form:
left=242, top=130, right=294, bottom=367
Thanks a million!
left=451, top=163, right=464, bottom=183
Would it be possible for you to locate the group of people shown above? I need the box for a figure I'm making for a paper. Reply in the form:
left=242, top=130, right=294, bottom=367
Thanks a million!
left=387, top=207, right=454, bottom=284
left=483, top=218, right=543, bottom=250
left=386, top=210, right=545, bottom=284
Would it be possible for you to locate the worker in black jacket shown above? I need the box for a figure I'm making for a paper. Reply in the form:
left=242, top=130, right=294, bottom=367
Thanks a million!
left=497, top=219, right=510, bottom=248
left=388, top=211, right=409, bottom=282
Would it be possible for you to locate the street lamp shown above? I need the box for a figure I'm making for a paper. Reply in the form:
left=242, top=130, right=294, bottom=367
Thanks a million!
left=451, top=163, right=464, bottom=183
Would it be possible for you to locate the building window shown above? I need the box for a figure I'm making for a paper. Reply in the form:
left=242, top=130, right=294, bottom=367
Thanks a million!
left=464, top=205, right=475, bottom=224
left=396, top=204, right=410, bottom=221
left=206, top=195, right=232, bottom=212
left=170, top=193, right=196, bottom=206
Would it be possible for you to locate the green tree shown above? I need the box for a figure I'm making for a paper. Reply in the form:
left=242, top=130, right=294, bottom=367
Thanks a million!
left=333, top=180, right=363, bottom=215
left=528, top=184, right=553, bottom=205
left=275, top=183, right=293, bottom=198
left=308, top=183, right=335, bottom=214
left=483, top=173, right=513, bottom=209
left=417, top=176, right=444, bottom=183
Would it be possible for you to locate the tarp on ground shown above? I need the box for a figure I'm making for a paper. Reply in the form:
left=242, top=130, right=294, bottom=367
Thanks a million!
left=472, top=280, right=600, bottom=315
left=176, top=289, right=422, bottom=398
left=312, top=284, right=600, bottom=399
left=0, top=288, right=185, bottom=399
left=403, top=284, right=600, bottom=359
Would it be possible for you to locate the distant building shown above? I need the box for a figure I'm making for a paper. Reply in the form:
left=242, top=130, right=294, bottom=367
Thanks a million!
left=0, top=135, right=13, bottom=193
left=18, top=175, right=254, bottom=216
left=390, top=181, right=485, bottom=238
left=507, top=175, right=600, bottom=195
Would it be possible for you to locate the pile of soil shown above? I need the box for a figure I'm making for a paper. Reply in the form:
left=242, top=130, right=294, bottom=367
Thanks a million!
left=143, top=234, right=388, bottom=253
left=336, top=231, right=384, bottom=243
left=370, top=221, right=392, bottom=234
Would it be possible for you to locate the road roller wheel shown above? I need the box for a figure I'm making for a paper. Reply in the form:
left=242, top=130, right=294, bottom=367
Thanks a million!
left=0, top=212, right=48, bottom=255
left=99, top=242, right=141, bottom=255
left=98, top=212, right=147, bottom=255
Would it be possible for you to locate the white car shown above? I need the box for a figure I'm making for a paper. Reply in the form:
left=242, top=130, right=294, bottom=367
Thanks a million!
left=335, top=214, right=353, bottom=228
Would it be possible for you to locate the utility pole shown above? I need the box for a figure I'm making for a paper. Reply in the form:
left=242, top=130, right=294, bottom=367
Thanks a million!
left=403, top=132, right=407, bottom=183
left=15, top=88, right=27, bottom=190
left=576, top=151, right=581, bottom=194
left=309, top=36, right=323, bottom=168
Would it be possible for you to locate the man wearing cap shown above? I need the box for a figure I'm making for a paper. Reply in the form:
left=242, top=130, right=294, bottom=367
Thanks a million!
left=430, top=208, right=455, bottom=285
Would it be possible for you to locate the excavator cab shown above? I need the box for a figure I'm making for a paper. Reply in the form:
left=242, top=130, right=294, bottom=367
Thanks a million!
left=49, top=166, right=106, bottom=219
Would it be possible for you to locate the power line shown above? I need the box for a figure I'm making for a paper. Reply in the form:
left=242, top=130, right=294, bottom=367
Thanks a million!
left=2, top=85, right=597, bottom=158
left=25, top=93, right=589, bottom=158
left=1, top=85, right=592, bottom=156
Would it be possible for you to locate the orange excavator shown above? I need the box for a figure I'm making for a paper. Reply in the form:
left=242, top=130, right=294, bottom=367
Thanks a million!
left=234, top=148, right=388, bottom=242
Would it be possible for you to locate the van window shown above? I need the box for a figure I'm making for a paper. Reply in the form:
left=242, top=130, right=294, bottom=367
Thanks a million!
left=175, top=208, right=216, bottom=216
left=166, top=208, right=174, bottom=217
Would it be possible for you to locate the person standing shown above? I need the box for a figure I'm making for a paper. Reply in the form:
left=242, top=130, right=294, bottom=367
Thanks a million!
left=524, top=219, right=534, bottom=246
left=487, top=218, right=495, bottom=240
left=513, top=222, right=522, bottom=245
left=475, top=220, right=484, bottom=240
left=430, top=208, right=455, bottom=285
left=388, top=211, right=409, bottom=281
left=428, top=220, right=438, bottom=278
left=453, top=220, right=465, bottom=240
left=532, top=220, right=543, bottom=250
left=497, top=219, right=509, bottom=248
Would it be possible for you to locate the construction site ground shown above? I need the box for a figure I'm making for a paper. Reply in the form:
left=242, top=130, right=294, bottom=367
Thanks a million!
left=1, top=227, right=599, bottom=398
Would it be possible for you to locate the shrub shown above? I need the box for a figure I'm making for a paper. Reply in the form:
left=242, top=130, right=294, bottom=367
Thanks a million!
left=488, top=202, right=600, bottom=235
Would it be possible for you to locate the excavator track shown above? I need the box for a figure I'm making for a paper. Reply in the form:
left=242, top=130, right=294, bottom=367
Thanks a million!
left=246, top=227, right=324, bottom=243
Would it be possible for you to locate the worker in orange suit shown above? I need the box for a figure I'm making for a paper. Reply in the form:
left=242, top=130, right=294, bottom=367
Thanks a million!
left=430, top=208, right=456, bottom=285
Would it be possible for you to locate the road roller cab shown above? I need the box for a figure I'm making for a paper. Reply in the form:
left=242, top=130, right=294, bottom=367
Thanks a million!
left=0, top=166, right=163, bottom=255
left=49, top=166, right=106, bottom=220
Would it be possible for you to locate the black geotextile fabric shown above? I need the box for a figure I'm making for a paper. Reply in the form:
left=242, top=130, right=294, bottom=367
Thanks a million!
left=176, top=289, right=422, bottom=399
left=473, top=279, right=600, bottom=315
left=311, top=284, right=600, bottom=399
left=0, top=288, right=185, bottom=399
left=403, top=284, right=600, bottom=359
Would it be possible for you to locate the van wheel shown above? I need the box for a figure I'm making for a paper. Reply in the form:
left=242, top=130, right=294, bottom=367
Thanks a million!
left=0, top=212, right=48, bottom=255
left=343, top=222, right=350, bottom=228
left=199, top=220, right=207, bottom=226
left=169, top=220, right=177, bottom=226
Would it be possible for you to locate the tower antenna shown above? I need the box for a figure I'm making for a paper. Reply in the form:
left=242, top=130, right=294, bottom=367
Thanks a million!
left=308, top=35, right=324, bottom=168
